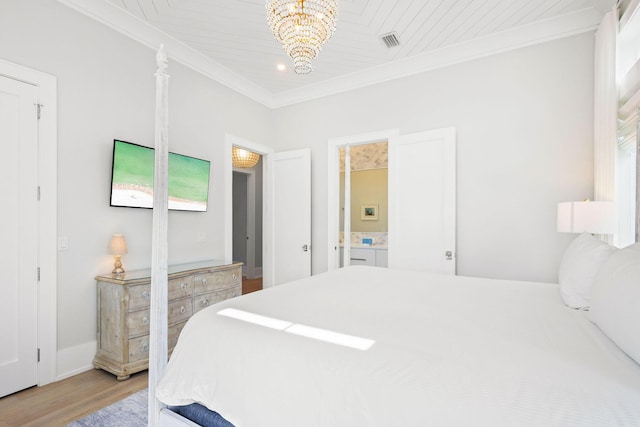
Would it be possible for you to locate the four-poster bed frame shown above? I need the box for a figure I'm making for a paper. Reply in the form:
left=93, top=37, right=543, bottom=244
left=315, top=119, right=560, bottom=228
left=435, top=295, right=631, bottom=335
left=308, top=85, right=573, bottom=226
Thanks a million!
left=149, top=45, right=169, bottom=427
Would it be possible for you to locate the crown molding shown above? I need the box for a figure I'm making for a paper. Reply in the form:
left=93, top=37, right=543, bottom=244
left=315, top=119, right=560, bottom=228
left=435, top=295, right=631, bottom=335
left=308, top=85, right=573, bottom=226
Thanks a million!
left=271, top=7, right=603, bottom=108
left=56, top=0, right=274, bottom=107
left=57, top=1, right=601, bottom=110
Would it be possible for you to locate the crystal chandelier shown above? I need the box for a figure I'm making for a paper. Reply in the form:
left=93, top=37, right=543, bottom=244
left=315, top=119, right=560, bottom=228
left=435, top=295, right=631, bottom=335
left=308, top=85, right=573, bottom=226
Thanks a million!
left=266, top=0, right=338, bottom=74
left=232, top=147, right=261, bottom=168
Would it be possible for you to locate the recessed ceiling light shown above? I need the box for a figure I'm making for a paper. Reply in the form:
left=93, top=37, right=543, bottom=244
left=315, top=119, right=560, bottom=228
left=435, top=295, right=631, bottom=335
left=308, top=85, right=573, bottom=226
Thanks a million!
left=277, top=63, right=286, bottom=71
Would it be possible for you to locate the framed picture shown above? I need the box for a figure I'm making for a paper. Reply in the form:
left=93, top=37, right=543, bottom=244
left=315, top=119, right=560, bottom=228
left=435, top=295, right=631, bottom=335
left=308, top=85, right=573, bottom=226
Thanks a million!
left=361, top=204, right=379, bottom=220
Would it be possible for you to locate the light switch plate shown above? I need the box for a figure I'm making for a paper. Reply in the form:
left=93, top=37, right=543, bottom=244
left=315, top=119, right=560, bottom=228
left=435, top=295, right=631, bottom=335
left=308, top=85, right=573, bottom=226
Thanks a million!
left=58, top=236, right=69, bottom=251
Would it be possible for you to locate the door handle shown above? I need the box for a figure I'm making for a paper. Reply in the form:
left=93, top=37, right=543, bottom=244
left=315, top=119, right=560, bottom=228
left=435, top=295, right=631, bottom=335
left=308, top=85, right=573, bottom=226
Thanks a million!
left=302, top=244, right=309, bottom=252
left=445, top=251, right=453, bottom=260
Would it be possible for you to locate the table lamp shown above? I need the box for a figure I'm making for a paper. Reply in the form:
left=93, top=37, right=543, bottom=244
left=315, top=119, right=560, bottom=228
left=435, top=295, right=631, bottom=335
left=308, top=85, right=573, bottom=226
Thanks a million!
left=557, top=200, right=617, bottom=234
left=109, top=234, right=128, bottom=274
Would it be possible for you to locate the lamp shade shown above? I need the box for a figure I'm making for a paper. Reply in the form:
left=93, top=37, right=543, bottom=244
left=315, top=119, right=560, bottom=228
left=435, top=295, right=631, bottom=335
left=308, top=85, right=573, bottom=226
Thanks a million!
left=557, top=201, right=617, bottom=234
left=108, top=234, right=128, bottom=255
left=232, top=147, right=260, bottom=169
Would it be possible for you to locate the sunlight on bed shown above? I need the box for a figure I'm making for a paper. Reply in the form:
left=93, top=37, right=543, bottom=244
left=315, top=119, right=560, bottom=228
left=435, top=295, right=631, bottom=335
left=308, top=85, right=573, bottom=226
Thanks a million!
left=217, top=308, right=292, bottom=330
left=285, top=324, right=375, bottom=350
left=217, top=308, right=375, bottom=350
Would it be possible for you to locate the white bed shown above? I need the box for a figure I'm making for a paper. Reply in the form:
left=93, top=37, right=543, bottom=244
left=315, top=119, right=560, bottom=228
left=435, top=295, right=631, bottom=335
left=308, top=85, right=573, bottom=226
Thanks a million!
left=155, top=265, right=640, bottom=426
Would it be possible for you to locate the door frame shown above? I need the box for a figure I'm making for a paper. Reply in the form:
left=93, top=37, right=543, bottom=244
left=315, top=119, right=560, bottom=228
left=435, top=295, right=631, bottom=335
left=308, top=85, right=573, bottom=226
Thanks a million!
left=0, top=59, right=57, bottom=387
left=327, top=129, right=399, bottom=271
left=224, top=134, right=272, bottom=273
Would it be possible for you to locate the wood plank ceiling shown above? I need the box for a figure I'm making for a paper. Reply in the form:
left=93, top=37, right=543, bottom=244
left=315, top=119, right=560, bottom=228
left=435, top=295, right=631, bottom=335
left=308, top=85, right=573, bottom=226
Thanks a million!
left=106, top=0, right=599, bottom=94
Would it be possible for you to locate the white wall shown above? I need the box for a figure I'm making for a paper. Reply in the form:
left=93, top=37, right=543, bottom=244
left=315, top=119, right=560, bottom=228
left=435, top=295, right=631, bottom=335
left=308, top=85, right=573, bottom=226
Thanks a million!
left=0, top=0, right=272, bottom=375
left=271, top=33, right=595, bottom=283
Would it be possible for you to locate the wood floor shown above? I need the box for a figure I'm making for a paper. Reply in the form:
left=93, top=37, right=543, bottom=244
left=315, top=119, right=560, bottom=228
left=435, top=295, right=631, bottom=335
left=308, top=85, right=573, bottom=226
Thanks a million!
left=0, top=276, right=262, bottom=426
left=242, top=276, right=262, bottom=294
left=0, top=369, right=148, bottom=427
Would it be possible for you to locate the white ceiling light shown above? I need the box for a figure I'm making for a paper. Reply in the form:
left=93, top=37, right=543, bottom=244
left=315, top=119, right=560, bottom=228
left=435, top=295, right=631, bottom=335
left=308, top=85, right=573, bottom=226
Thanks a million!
left=266, top=0, right=338, bottom=74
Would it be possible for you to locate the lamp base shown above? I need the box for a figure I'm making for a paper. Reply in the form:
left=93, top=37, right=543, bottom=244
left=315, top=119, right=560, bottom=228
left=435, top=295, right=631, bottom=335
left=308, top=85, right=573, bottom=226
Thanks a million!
left=112, top=255, right=124, bottom=274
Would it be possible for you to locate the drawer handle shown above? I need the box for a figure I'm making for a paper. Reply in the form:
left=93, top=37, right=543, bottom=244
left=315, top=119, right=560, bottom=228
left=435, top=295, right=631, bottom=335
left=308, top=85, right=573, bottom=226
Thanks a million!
left=180, top=306, right=185, bottom=314
left=142, top=291, right=149, bottom=298
left=350, top=258, right=367, bottom=261
left=181, top=283, right=187, bottom=290
left=202, top=279, right=208, bottom=286
left=142, top=344, right=148, bottom=351
left=232, top=273, right=237, bottom=280
left=143, top=317, right=149, bottom=325
left=202, top=299, right=209, bottom=307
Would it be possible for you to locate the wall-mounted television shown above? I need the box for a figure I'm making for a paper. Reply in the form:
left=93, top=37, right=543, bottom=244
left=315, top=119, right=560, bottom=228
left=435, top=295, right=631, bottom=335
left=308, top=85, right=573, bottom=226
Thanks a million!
left=110, top=140, right=210, bottom=212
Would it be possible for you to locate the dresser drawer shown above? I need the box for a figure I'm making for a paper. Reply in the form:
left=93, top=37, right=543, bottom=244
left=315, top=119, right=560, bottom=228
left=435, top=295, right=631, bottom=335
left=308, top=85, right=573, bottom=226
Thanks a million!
left=128, top=284, right=151, bottom=311
left=127, top=297, right=192, bottom=338
left=168, top=276, right=193, bottom=301
left=128, top=335, right=149, bottom=362
left=128, top=278, right=193, bottom=312
left=167, top=297, right=192, bottom=326
left=128, top=321, right=189, bottom=363
left=193, top=286, right=241, bottom=313
left=194, top=267, right=241, bottom=294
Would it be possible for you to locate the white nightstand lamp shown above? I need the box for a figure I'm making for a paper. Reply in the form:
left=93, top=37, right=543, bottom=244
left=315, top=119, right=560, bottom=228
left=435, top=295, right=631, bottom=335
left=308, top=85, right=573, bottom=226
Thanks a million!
left=109, top=234, right=128, bottom=274
left=557, top=200, right=617, bottom=234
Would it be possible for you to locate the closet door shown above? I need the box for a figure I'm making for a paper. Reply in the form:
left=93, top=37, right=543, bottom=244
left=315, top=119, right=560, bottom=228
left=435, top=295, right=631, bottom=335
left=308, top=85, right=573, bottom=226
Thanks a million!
left=0, top=75, right=39, bottom=397
left=388, top=128, right=456, bottom=274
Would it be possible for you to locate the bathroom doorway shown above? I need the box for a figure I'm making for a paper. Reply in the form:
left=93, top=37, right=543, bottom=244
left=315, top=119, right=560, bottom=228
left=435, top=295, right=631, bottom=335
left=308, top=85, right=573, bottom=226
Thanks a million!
left=327, top=127, right=456, bottom=274
left=339, top=142, right=389, bottom=268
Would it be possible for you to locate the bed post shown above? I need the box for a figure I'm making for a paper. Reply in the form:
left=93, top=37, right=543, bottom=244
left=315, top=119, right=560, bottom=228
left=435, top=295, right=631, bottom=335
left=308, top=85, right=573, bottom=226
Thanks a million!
left=149, top=44, right=170, bottom=427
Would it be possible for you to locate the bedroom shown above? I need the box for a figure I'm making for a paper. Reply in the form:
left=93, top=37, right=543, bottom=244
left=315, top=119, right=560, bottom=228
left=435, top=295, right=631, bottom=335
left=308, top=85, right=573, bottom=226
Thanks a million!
left=0, top=0, right=638, bottom=425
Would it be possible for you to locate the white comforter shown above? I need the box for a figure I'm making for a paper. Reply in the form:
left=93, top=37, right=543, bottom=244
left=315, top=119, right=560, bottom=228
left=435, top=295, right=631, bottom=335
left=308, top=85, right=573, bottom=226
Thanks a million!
left=156, top=266, right=640, bottom=426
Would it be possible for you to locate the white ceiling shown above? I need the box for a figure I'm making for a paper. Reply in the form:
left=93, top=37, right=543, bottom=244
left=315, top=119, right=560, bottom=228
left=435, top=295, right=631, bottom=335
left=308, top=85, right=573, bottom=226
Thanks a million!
left=61, top=0, right=608, bottom=107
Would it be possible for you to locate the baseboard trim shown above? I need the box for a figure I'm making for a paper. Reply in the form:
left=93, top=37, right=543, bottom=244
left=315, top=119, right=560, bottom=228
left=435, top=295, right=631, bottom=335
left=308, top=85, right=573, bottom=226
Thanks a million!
left=56, top=340, right=97, bottom=381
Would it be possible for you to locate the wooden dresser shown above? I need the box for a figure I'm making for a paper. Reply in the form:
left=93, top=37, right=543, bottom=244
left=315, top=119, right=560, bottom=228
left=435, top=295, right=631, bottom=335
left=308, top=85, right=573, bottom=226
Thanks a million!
left=93, top=260, right=242, bottom=380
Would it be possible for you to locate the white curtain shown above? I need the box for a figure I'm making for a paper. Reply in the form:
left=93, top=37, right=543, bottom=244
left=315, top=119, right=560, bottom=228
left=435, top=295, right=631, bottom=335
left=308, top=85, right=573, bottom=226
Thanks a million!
left=593, top=7, right=618, bottom=244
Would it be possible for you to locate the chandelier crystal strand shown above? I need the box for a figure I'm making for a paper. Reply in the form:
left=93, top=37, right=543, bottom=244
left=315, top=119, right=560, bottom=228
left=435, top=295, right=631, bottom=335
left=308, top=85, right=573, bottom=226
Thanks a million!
left=266, top=0, right=338, bottom=74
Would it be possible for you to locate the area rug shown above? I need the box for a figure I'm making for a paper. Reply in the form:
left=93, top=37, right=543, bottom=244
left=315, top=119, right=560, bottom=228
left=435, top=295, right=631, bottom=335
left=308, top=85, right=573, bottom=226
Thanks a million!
left=67, top=388, right=147, bottom=427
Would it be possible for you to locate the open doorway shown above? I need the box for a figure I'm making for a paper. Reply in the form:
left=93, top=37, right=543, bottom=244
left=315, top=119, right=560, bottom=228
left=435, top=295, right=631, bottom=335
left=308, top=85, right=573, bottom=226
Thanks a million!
left=231, top=148, right=263, bottom=294
left=339, top=142, right=389, bottom=268
left=327, top=127, right=456, bottom=274
left=327, top=129, right=399, bottom=271
left=226, top=135, right=311, bottom=288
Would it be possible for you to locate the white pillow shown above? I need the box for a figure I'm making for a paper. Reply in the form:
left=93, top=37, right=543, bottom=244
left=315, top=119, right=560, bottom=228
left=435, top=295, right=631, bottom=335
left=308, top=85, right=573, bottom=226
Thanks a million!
left=558, top=232, right=617, bottom=309
left=589, top=242, right=640, bottom=365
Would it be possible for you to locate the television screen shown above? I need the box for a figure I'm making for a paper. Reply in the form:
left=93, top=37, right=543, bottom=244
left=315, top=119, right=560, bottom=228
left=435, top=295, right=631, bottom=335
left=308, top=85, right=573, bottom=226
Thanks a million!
left=110, top=140, right=210, bottom=212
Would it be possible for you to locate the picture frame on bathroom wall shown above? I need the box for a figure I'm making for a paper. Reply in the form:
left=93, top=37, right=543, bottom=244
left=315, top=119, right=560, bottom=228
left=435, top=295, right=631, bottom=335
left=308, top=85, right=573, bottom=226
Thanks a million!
left=361, top=204, right=379, bottom=220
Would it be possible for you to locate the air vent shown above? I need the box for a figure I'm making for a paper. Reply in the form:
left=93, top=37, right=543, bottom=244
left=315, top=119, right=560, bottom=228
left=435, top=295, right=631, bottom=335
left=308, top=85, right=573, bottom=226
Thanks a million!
left=380, top=32, right=400, bottom=48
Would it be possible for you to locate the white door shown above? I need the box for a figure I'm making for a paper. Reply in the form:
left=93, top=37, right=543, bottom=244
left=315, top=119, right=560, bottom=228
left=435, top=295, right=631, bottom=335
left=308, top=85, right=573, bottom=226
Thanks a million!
left=264, top=149, right=311, bottom=287
left=0, top=75, right=39, bottom=397
left=388, top=128, right=456, bottom=274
